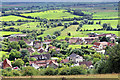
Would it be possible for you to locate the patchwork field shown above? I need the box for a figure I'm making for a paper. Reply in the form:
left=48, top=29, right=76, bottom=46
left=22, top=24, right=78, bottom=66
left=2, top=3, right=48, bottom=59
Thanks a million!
left=21, top=10, right=81, bottom=19
left=1, top=15, right=33, bottom=21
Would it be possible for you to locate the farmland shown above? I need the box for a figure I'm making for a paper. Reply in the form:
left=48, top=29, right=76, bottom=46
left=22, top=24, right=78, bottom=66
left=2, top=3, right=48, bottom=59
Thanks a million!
left=1, top=15, right=33, bottom=21
left=92, top=11, right=118, bottom=19
left=81, top=24, right=102, bottom=30
left=21, top=10, right=81, bottom=19
left=69, top=44, right=93, bottom=49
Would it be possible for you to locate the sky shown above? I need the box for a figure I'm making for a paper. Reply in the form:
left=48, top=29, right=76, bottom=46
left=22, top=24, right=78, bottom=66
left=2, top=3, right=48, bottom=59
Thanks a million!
left=2, top=0, right=120, bottom=2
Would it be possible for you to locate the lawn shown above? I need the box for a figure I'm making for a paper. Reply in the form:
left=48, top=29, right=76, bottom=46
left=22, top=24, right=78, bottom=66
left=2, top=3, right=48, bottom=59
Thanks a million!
left=93, top=11, right=118, bottom=19
left=21, top=10, right=81, bottom=19
left=1, top=15, right=33, bottom=21
left=69, top=44, right=93, bottom=49
left=0, top=31, right=22, bottom=37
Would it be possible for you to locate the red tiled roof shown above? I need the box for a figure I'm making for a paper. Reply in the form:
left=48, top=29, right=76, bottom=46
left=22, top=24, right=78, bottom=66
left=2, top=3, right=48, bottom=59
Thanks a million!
left=60, top=59, right=69, bottom=63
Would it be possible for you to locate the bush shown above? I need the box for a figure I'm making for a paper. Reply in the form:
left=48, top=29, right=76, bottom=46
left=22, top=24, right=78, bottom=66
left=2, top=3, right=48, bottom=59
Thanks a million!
left=44, top=68, right=55, bottom=75
left=59, top=67, right=70, bottom=75
left=22, top=66, right=39, bottom=76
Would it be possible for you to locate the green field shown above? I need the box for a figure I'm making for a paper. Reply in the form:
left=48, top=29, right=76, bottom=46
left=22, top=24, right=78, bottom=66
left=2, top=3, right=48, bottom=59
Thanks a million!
left=69, top=44, right=93, bottom=49
left=0, top=31, right=22, bottom=37
left=21, top=10, right=80, bottom=19
left=81, top=24, right=102, bottom=30
left=93, top=11, right=118, bottom=19
left=1, top=15, right=33, bottom=21
left=38, top=26, right=64, bottom=38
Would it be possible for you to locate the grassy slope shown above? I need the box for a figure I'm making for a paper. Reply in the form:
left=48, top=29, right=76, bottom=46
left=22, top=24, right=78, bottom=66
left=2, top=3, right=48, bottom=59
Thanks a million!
left=0, top=31, right=22, bottom=37
left=81, top=24, right=102, bottom=30
left=1, top=15, right=33, bottom=21
left=38, top=26, right=64, bottom=37
left=4, top=22, right=47, bottom=31
left=21, top=10, right=80, bottom=19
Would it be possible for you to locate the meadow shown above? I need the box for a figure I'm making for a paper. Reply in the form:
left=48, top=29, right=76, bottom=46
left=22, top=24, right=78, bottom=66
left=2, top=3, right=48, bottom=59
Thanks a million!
left=81, top=24, right=102, bottom=30
left=92, top=11, right=118, bottom=19
left=21, top=10, right=81, bottom=19
left=0, top=31, right=22, bottom=37
left=1, top=15, right=33, bottom=21
left=38, top=26, right=64, bottom=38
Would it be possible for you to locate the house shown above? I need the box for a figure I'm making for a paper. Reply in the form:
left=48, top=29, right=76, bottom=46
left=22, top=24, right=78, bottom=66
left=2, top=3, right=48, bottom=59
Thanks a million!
left=69, top=37, right=82, bottom=44
left=48, top=60, right=59, bottom=69
left=97, top=33, right=117, bottom=38
left=60, top=59, right=69, bottom=63
left=33, top=41, right=42, bottom=49
left=82, top=37, right=99, bottom=44
left=92, top=42, right=115, bottom=50
left=30, top=54, right=51, bottom=60
left=0, top=62, right=3, bottom=68
left=2, top=59, right=12, bottom=69
left=29, top=60, right=57, bottom=69
left=37, top=47, right=45, bottom=53
left=69, top=53, right=84, bottom=63
left=9, top=34, right=27, bottom=38
left=28, top=48, right=35, bottom=55
left=79, top=61, right=93, bottom=69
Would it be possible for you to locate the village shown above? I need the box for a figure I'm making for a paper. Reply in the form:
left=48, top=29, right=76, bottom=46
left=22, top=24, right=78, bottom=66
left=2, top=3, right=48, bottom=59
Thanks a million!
left=0, top=32, right=119, bottom=71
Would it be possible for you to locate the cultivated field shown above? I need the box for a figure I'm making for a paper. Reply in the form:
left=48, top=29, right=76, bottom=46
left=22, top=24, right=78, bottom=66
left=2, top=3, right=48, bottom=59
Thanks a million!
left=21, top=10, right=81, bottom=19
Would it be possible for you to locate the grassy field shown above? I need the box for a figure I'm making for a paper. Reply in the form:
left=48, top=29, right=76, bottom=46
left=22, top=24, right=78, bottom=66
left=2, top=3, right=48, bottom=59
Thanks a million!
left=69, top=44, right=93, bottom=49
left=1, top=15, right=33, bottom=21
left=81, top=24, right=102, bottom=30
left=2, top=74, right=119, bottom=79
left=3, top=22, right=48, bottom=31
left=21, top=10, right=80, bottom=19
left=38, top=26, right=64, bottom=38
left=94, top=20, right=118, bottom=28
left=0, top=31, right=22, bottom=37
left=93, top=11, right=118, bottom=19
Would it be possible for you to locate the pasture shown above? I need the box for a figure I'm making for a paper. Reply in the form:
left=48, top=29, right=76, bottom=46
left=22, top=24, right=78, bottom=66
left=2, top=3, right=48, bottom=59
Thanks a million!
left=1, top=15, right=33, bottom=21
left=38, top=26, right=64, bottom=38
left=81, top=24, right=102, bottom=30
left=92, top=11, right=118, bottom=19
left=21, top=10, right=80, bottom=19
left=0, top=31, right=22, bottom=37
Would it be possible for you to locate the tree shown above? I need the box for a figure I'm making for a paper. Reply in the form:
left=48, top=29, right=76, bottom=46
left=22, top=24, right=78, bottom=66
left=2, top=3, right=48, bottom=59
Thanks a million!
left=8, top=41, right=20, bottom=51
left=44, top=68, right=55, bottom=75
left=18, top=40, right=27, bottom=48
left=13, top=59, right=24, bottom=67
left=68, top=32, right=71, bottom=36
left=21, top=50, right=29, bottom=58
left=22, top=66, right=39, bottom=76
left=70, top=66, right=87, bottom=75
left=9, top=49, right=21, bottom=60
left=59, top=67, right=70, bottom=75
left=103, top=23, right=107, bottom=29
